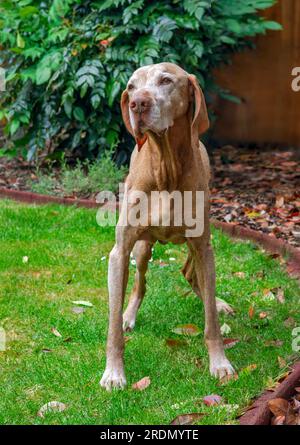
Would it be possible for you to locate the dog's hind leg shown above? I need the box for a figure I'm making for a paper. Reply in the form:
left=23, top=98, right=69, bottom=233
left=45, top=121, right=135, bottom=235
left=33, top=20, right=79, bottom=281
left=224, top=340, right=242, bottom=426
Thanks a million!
left=123, top=240, right=153, bottom=332
left=182, top=253, right=234, bottom=315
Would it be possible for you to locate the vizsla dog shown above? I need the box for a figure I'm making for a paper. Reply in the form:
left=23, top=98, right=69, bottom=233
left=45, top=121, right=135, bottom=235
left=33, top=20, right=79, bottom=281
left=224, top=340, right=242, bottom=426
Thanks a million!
left=100, top=62, right=234, bottom=390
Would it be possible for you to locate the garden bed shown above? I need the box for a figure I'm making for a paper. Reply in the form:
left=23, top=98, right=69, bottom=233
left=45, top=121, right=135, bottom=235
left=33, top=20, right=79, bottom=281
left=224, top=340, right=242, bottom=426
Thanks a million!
left=0, top=145, right=299, bottom=247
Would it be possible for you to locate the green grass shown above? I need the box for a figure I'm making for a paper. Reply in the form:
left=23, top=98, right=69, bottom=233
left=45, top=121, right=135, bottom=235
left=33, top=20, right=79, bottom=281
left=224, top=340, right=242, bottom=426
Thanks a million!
left=0, top=199, right=299, bottom=425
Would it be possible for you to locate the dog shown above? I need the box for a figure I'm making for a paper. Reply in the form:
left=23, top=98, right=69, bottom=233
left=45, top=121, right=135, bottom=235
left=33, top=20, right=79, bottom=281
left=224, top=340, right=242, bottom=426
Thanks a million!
left=100, top=62, right=234, bottom=390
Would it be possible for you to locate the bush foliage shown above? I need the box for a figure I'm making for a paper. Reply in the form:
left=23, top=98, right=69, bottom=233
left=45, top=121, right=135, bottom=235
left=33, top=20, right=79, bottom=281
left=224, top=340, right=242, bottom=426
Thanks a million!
left=0, top=0, right=280, bottom=163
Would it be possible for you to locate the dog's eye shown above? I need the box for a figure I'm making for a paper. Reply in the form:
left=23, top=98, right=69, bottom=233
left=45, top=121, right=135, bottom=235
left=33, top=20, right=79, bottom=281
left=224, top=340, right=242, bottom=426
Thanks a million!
left=127, top=83, right=135, bottom=91
left=160, top=77, right=173, bottom=85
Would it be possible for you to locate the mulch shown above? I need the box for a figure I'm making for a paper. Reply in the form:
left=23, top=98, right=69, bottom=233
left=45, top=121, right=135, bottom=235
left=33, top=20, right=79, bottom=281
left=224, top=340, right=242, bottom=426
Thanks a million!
left=0, top=145, right=299, bottom=248
left=210, top=145, right=300, bottom=248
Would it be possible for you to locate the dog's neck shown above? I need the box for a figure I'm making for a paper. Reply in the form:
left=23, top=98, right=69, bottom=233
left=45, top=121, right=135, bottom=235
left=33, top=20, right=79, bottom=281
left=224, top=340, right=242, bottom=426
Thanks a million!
left=146, top=113, right=193, bottom=191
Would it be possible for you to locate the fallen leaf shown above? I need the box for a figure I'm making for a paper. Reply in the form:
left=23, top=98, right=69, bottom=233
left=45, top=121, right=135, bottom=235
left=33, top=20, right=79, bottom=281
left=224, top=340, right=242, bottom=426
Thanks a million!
left=271, top=415, right=285, bottom=425
left=194, top=358, right=203, bottom=368
left=37, top=401, right=66, bottom=418
left=219, top=372, right=239, bottom=385
left=268, top=398, right=289, bottom=417
left=220, top=323, right=231, bottom=335
left=71, top=300, right=93, bottom=307
left=241, top=363, right=257, bottom=374
left=132, top=376, right=150, bottom=391
left=203, top=394, right=223, bottom=406
left=277, top=356, right=287, bottom=369
left=263, top=289, right=275, bottom=301
left=41, top=348, right=52, bottom=353
left=259, top=312, right=268, bottom=319
left=248, top=305, right=255, bottom=319
left=170, top=413, right=204, bottom=425
left=165, top=338, right=187, bottom=348
left=264, top=339, right=284, bottom=347
left=234, top=272, right=245, bottom=278
left=223, top=338, right=240, bottom=349
left=172, top=324, right=201, bottom=336
left=51, top=328, right=62, bottom=338
left=284, top=317, right=296, bottom=328
left=71, top=307, right=85, bottom=314
left=275, top=196, right=285, bottom=208
left=275, top=288, right=285, bottom=304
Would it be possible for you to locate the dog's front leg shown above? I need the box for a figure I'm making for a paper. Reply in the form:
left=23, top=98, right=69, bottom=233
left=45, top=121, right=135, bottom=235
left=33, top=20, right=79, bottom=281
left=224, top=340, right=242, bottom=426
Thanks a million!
left=188, top=237, right=235, bottom=380
left=100, top=228, right=137, bottom=391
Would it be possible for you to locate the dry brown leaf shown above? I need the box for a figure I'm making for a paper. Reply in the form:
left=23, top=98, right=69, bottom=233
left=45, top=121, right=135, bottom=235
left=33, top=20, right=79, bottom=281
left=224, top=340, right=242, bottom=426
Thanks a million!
left=259, top=312, right=268, bottom=319
left=132, top=376, right=151, bottom=391
left=51, top=327, right=62, bottom=338
left=172, top=324, right=200, bottom=336
left=234, top=272, right=245, bottom=279
left=268, top=398, right=289, bottom=417
left=271, top=415, right=285, bottom=425
left=277, top=356, right=287, bottom=369
left=264, top=339, right=284, bottom=347
left=170, top=413, right=204, bottom=425
left=284, top=317, right=296, bottom=328
left=276, top=288, right=285, bottom=304
left=203, top=394, right=223, bottom=406
left=219, top=372, right=239, bottom=385
left=37, top=401, right=66, bottom=418
left=223, top=338, right=240, bottom=349
left=248, top=305, right=255, bottom=319
left=165, top=338, right=187, bottom=348
left=275, top=196, right=285, bottom=208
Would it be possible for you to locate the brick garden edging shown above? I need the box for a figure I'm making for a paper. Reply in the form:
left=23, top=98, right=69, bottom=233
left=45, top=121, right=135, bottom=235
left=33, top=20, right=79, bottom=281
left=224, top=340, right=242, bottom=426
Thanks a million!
left=238, top=362, right=300, bottom=425
left=1, top=186, right=300, bottom=280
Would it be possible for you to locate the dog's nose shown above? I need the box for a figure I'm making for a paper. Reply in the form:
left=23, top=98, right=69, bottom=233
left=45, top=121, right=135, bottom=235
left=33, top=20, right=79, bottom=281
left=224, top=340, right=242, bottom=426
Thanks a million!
left=129, top=95, right=152, bottom=113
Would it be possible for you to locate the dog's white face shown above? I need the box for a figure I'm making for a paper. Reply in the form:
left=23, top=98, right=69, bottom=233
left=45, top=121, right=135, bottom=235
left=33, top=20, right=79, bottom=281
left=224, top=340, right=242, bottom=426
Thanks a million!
left=125, top=63, right=190, bottom=139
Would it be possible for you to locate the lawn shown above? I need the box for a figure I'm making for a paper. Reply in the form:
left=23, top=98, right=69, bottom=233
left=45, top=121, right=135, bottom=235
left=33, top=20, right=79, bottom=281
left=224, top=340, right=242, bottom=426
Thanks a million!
left=0, top=199, right=299, bottom=425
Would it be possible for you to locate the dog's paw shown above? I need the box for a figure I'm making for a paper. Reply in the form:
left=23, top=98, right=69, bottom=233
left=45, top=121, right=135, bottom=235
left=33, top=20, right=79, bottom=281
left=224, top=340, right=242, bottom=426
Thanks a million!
left=100, top=368, right=126, bottom=391
left=122, top=313, right=136, bottom=332
left=216, top=298, right=234, bottom=315
left=210, top=356, right=235, bottom=381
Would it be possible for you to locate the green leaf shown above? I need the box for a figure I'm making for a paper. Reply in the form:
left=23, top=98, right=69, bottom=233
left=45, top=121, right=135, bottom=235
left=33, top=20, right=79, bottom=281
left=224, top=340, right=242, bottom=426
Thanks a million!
left=36, top=67, right=52, bottom=85
left=73, top=107, right=85, bottom=122
left=17, top=33, right=25, bottom=49
left=263, top=21, right=282, bottom=31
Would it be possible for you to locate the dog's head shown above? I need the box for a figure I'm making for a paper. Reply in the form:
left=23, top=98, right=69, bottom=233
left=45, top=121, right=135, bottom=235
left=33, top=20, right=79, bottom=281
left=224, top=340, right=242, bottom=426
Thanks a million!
left=121, top=62, right=209, bottom=150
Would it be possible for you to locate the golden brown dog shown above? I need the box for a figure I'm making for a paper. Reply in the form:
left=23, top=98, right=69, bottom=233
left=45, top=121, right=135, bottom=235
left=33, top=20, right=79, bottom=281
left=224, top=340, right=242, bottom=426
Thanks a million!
left=100, top=62, right=234, bottom=390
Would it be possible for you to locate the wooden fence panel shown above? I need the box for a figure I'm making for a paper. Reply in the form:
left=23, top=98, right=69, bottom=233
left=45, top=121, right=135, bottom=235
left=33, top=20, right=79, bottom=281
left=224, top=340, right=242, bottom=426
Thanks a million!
left=213, top=0, right=300, bottom=147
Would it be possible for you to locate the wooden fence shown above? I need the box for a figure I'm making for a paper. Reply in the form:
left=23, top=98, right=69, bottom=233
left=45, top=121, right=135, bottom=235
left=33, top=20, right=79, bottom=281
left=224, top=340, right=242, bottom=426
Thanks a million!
left=213, top=0, right=300, bottom=147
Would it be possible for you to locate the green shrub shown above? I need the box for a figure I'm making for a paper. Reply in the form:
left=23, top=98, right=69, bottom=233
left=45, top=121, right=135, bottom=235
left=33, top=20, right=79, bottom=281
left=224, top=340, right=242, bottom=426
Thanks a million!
left=0, top=0, right=281, bottom=162
left=30, top=152, right=127, bottom=196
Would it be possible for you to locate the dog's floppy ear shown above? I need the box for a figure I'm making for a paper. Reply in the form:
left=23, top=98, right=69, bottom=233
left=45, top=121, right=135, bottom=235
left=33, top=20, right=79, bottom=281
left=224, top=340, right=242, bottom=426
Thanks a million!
left=120, top=89, right=147, bottom=151
left=120, top=89, right=134, bottom=137
left=188, top=74, right=209, bottom=148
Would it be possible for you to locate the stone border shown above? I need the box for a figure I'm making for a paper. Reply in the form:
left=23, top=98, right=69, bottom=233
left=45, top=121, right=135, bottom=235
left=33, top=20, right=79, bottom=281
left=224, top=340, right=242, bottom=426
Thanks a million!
left=1, top=186, right=299, bottom=279
left=238, top=362, right=300, bottom=425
